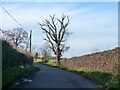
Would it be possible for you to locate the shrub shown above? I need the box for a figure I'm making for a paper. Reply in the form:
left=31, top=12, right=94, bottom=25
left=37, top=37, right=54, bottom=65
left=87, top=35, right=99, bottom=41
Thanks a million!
left=2, top=40, right=33, bottom=70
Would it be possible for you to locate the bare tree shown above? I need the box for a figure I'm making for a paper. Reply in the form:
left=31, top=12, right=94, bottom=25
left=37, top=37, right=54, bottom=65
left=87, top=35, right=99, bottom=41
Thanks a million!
left=3, top=28, right=28, bottom=48
left=40, top=43, right=51, bottom=62
left=0, top=29, right=9, bottom=40
left=38, top=14, right=71, bottom=65
left=34, top=52, right=39, bottom=61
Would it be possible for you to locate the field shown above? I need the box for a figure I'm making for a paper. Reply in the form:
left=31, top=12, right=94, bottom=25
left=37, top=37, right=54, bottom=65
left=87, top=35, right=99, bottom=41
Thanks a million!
left=33, top=59, right=56, bottom=64
left=33, top=59, right=42, bottom=62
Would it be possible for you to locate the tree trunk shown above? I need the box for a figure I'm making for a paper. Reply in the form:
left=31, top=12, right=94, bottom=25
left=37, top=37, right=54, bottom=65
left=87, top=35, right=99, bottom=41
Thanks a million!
left=15, top=42, right=18, bottom=49
left=56, top=54, right=60, bottom=65
left=15, top=44, right=17, bottom=49
left=56, top=45, right=60, bottom=65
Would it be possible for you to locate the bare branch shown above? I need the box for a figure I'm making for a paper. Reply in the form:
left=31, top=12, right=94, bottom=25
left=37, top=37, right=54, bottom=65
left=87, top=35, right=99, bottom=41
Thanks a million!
left=2, top=28, right=28, bottom=48
left=45, top=32, right=56, bottom=55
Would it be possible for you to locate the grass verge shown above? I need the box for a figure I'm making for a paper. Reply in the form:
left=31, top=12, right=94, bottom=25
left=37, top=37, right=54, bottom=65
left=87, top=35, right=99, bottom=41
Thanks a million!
left=2, top=66, right=37, bottom=87
left=41, top=62, right=119, bottom=89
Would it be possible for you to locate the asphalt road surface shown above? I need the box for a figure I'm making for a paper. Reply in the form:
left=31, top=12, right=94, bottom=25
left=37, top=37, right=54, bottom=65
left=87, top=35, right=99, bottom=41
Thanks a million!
left=15, top=63, right=102, bottom=88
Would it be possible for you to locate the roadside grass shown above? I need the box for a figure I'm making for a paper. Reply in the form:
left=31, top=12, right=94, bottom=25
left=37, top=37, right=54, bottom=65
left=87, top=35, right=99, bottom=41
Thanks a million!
left=2, top=66, right=37, bottom=87
left=41, top=62, right=119, bottom=89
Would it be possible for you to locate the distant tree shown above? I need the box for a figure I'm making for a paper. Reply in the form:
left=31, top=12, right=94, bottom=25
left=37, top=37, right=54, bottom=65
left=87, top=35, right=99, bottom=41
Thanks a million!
left=0, top=29, right=9, bottom=40
left=34, top=52, right=38, bottom=61
left=40, top=43, right=51, bottom=62
left=2, top=28, right=28, bottom=48
left=38, top=14, right=71, bottom=65
left=32, top=46, right=39, bottom=56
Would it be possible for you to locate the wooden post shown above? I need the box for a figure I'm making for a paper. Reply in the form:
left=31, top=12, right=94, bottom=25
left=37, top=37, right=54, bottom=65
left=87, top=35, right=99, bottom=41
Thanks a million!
left=30, top=30, right=32, bottom=52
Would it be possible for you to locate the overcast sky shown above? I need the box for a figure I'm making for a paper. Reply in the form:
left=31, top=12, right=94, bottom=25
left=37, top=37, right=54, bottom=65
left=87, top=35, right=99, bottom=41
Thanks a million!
left=0, top=2, right=118, bottom=58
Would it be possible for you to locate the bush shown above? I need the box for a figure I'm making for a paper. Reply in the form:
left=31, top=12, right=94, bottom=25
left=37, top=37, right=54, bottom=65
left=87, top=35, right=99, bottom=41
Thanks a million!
left=2, top=40, right=33, bottom=70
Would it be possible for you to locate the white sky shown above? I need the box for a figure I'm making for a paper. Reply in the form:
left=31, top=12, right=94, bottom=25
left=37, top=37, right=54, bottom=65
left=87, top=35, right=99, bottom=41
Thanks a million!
left=1, top=0, right=119, bottom=2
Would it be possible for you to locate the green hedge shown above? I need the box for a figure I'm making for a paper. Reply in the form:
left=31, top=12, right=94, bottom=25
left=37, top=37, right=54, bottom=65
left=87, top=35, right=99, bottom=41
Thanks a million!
left=2, top=40, right=33, bottom=70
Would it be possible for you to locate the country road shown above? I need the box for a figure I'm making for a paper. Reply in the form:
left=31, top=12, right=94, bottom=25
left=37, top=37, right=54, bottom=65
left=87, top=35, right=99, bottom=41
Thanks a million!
left=14, top=63, right=102, bottom=88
